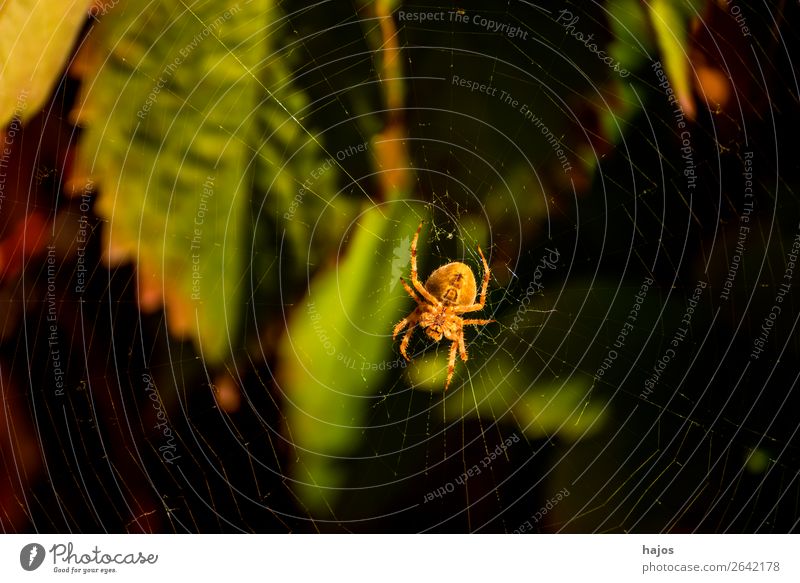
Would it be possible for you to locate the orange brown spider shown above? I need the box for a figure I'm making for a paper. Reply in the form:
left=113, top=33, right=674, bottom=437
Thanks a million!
left=392, top=222, right=494, bottom=389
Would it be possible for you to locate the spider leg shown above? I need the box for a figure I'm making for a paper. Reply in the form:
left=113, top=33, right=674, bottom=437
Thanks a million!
left=453, top=245, right=491, bottom=314
left=458, top=333, right=468, bottom=362
left=476, top=245, right=490, bottom=305
left=410, top=222, right=439, bottom=305
left=398, top=324, right=416, bottom=361
left=392, top=316, right=410, bottom=339
left=462, top=318, right=494, bottom=326
left=400, top=277, right=421, bottom=303
left=445, top=340, right=459, bottom=389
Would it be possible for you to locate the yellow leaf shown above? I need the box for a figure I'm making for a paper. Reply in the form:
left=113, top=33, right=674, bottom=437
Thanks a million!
left=0, top=0, right=93, bottom=126
left=648, top=0, right=696, bottom=119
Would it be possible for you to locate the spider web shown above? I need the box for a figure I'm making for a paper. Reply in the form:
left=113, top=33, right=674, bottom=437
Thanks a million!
left=3, top=0, right=800, bottom=534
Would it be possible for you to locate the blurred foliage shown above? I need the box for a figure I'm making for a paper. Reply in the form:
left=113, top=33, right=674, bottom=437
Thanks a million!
left=278, top=205, right=423, bottom=514
left=276, top=1, right=414, bottom=514
left=72, top=0, right=347, bottom=363
left=68, top=0, right=713, bottom=517
left=647, top=0, right=699, bottom=118
left=10, top=0, right=787, bottom=530
left=587, top=0, right=703, bottom=159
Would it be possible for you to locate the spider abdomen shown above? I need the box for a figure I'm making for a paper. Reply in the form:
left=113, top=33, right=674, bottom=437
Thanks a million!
left=424, top=262, right=477, bottom=306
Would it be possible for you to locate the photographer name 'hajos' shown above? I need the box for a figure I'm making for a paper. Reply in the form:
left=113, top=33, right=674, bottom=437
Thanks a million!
left=643, top=545, right=674, bottom=558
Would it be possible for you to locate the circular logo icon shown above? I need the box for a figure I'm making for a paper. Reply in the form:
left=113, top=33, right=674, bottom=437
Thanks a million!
left=20, top=543, right=46, bottom=571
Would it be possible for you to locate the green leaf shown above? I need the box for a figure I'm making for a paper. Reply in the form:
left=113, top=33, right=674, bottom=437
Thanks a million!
left=437, top=353, right=605, bottom=441
left=0, top=0, right=92, bottom=126
left=74, top=0, right=321, bottom=364
left=606, top=0, right=653, bottom=73
left=278, top=205, right=423, bottom=515
left=251, top=45, right=355, bottom=282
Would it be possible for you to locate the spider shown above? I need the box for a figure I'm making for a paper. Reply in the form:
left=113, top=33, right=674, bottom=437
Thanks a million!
left=392, top=222, right=494, bottom=389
